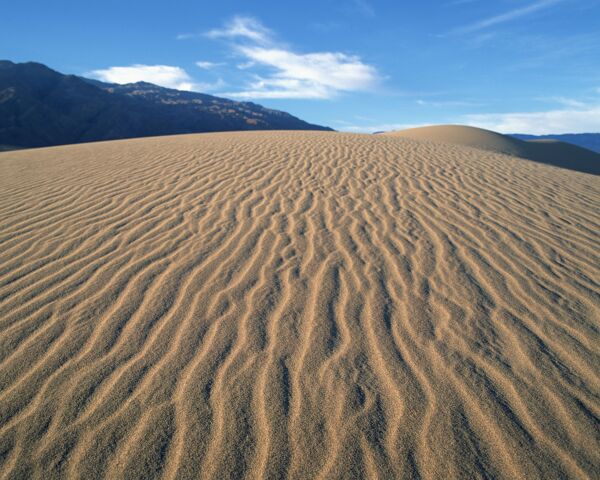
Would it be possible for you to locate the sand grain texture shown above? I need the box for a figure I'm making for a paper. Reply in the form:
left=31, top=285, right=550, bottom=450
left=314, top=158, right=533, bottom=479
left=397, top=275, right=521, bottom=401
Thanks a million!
left=0, top=131, right=599, bottom=479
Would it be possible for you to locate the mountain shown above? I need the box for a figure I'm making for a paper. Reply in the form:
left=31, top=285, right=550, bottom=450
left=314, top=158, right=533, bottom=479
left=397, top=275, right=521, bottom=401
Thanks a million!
left=511, top=133, right=600, bottom=153
left=0, top=60, right=331, bottom=150
left=384, top=125, right=600, bottom=175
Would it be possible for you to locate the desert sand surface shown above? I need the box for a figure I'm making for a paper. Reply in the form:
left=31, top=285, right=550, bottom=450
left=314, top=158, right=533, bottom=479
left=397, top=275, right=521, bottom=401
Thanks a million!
left=385, top=125, right=600, bottom=175
left=0, top=131, right=599, bottom=479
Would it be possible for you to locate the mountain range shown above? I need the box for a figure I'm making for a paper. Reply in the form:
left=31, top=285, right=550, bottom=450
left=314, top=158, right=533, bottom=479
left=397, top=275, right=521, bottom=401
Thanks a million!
left=510, top=133, right=600, bottom=153
left=1, top=61, right=599, bottom=154
left=0, top=60, right=330, bottom=150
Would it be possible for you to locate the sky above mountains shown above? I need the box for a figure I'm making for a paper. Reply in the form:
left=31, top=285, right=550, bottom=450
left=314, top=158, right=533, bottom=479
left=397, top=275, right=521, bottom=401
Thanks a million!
left=2, top=0, right=599, bottom=133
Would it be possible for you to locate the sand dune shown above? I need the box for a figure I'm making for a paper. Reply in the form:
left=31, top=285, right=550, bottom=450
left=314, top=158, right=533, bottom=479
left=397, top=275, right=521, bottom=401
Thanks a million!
left=385, top=125, right=600, bottom=175
left=0, top=131, right=599, bottom=479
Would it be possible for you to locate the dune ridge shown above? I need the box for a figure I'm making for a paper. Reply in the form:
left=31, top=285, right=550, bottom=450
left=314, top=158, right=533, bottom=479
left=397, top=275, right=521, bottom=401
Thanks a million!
left=0, top=131, right=599, bottom=479
left=385, top=124, right=600, bottom=175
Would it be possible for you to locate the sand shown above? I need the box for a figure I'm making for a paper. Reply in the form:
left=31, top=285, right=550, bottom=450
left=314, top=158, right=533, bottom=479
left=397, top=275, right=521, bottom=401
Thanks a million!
left=0, top=131, right=599, bottom=479
left=385, top=125, right=600, bottom=175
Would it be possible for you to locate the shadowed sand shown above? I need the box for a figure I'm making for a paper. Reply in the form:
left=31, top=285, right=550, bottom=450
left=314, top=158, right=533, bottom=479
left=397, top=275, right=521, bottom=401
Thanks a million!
left=0, top=131, right=599, bottom=479
left=385, top=125, right=600, bottom=175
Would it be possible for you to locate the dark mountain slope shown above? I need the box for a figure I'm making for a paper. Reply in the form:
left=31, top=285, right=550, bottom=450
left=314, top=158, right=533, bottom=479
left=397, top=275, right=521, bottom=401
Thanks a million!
left=511, top=133, right=600, bottom=153
left=0, top=60, right=331, bottom=149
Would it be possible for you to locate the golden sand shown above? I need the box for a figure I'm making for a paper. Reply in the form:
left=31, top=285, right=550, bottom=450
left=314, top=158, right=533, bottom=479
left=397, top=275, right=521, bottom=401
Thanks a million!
left=384, top=125, right=600, bottom=175
left=0, top=131, right=598, bottom=479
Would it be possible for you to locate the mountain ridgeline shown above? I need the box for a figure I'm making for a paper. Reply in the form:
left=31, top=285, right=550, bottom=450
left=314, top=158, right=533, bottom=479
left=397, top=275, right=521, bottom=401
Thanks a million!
left=0, top=60, right=331, bottom=150
left=511, top=133, right=600, bottom=154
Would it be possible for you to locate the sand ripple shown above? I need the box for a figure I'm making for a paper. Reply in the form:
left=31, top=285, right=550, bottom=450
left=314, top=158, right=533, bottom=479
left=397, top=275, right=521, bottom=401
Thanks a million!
left=0, top=132, right=599, bottom=479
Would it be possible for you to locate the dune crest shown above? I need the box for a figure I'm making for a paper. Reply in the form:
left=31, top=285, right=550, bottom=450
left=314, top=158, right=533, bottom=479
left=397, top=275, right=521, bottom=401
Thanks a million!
left=0, top=131, right=599, bottom=479
left=385, top=124, right=600, bottom=175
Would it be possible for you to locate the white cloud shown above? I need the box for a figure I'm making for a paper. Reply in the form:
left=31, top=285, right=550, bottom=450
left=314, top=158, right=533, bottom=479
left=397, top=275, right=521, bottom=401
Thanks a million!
left=208, top=17, right=379, bottom=99
left=89, top=64, right=198, bottom=91
left=90, top=16, right=380, bottom=99
left=195, top=61, right=223, bottom=69
left=206, top=16, right=273, bottom=44
left=224, top=47, right=378, bottom=99
left=462, top=105, right=600, bottom=134
left=88, top=64, right=226, bottom=92
left=455, top=0, right=564, bottom=34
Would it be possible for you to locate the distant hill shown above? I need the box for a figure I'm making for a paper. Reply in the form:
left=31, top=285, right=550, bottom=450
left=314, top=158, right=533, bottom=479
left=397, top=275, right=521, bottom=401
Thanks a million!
left=511, top=133, right=600, bottom=153
left=385, top=125, right=600, bottom=175
left=0, top=60, right=331, bottom=150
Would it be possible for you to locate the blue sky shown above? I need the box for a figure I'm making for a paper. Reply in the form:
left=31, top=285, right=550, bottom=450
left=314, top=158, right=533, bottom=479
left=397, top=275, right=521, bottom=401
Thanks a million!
left=2, top=0, right=599, bottom=133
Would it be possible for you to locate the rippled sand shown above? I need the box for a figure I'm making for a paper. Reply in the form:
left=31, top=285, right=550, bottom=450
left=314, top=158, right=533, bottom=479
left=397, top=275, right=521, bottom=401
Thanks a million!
left=0, top=131, right=598, bottom=479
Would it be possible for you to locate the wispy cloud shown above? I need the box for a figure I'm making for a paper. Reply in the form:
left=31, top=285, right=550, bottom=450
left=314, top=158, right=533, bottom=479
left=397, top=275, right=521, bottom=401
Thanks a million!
left=539, top=96, right=588, bottom=108
left=88, top=64, right=224, bottom=92
left=195, top=61, right=224, bottom=70
left=462, top=105, right=600, bottom=134
left=209, top=16, right=380, bottom=99
left=206, top=16, right=273, bottom=45
left=455, top=0, right=565, bottom=34
left=225, top=48, right=378, bottom=99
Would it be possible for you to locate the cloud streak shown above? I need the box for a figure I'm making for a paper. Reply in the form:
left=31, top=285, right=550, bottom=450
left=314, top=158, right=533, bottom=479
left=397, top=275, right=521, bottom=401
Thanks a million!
left=455, top=0, right=564, bottom=33
left=206, top=16, right=273, bottom=45
left=195, top=61, right=223, bottom=70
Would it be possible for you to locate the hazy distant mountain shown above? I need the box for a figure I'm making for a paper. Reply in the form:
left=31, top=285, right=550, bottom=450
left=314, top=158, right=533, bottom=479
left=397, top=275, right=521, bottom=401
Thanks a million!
left=511, top=133, right=600, bottom=153
left=0, top=60, right=331, bottom=150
